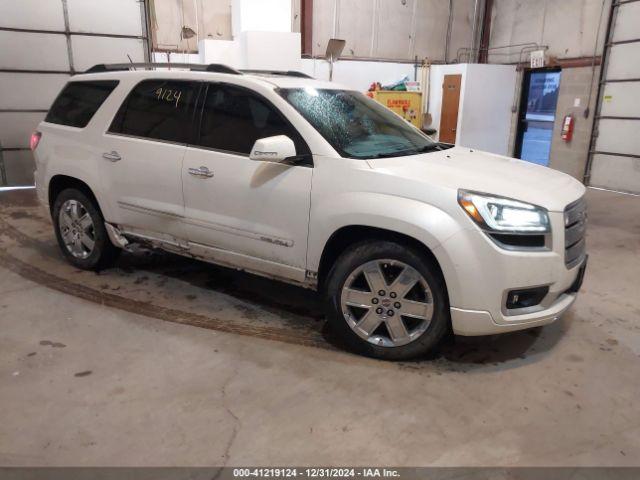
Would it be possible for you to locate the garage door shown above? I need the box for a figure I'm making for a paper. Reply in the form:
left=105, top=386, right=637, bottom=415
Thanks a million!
left=588, top=0, right=640, bottom=194
left=0, top=0, right=150, bottom=187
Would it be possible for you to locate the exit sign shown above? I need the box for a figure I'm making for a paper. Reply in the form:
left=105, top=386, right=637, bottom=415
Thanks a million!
left=530, top=50, right=545, bottom=68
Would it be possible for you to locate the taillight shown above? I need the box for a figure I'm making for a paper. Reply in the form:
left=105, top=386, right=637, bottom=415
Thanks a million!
left=30, top=131, right=42, bottom=151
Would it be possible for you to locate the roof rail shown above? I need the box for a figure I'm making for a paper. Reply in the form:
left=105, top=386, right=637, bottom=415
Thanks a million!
left=84, top=63, right=242, bottom=75
left=241, top=69, right=313, bottom=79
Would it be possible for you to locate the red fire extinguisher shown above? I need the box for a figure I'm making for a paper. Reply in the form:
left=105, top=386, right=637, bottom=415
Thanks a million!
left=561, top=115, right=574, bottom=142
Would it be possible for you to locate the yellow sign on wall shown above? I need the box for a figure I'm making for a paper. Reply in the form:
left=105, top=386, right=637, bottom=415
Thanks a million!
left=370, top=91, right=423, bottom=129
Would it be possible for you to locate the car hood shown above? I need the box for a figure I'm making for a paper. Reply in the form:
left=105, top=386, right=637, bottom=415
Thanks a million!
left=366, top=146, right=586, bottom=211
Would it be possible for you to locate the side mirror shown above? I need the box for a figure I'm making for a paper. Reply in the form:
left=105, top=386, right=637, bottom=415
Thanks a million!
left=249, top=135, right=296, bottom=163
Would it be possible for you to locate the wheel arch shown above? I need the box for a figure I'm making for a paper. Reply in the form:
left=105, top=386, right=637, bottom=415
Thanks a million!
left=48, top=175, right=102, bottom=216
left=317, top=225, right=449, bottom=301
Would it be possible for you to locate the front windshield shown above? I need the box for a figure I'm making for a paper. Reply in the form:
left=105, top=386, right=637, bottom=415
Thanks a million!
left=279, top=87, right=437, bottom=159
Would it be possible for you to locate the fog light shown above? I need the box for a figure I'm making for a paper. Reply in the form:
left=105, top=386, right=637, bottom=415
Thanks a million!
left=506, top=286, right=549, bottom=310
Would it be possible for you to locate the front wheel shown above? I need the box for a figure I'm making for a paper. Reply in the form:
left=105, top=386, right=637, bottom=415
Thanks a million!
left=324, top=241, right=449, bottom=360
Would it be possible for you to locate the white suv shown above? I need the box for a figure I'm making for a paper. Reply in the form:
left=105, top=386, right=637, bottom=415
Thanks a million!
left=32, top=63, right=588, bottom=360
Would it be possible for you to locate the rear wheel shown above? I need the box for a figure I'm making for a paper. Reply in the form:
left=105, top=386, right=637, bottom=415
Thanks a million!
left=325, top=241, right=449, bottom=360
left=52, top=188, right=119, bottom=270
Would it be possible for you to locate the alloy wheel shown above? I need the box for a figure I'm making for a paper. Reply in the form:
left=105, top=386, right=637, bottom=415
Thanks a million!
left=340, top=259, right=434, bottom=347
left=58, top=199, right=96, bottom=259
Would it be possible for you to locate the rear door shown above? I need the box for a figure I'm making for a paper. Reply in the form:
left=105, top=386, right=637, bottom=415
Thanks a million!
left=181, top=83, right=313, bottom=281
left=100, top=79, right=200, bottom=240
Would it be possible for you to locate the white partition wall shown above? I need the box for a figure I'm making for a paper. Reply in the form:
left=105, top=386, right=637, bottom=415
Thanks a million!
left=428, top=64, right=516, bottom=156
left=0, top=0, right=150, bottom=187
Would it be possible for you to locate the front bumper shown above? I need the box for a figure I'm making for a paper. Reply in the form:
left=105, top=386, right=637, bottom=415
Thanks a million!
left=451, top=255, right=586, bottom=336
left=451, top=291, right=576, bottom=336
left=433, top=208, right=587, bottom=336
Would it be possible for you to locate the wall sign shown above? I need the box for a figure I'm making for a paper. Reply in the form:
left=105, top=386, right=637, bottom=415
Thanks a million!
left=530, top=50, right=545, bottom=69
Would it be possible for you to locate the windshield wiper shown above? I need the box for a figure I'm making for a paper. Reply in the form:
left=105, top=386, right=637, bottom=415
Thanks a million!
left=367, top=143, right=451, bottom=159
left=418, top=143, right=453, bottom=153
left=369, top=151, right=410, bottom=159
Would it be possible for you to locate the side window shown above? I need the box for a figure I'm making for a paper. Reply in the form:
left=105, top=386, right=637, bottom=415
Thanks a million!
left=109, top=80, right=198, bottom=143
left=45, top=81, right=118, bottom=128
left=197, top=84, right=309, bottom=156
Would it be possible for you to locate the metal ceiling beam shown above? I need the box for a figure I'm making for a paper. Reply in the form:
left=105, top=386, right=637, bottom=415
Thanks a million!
left=301, top=0, right=313, bottom=56
left=478, top=0, right=493, bottom=63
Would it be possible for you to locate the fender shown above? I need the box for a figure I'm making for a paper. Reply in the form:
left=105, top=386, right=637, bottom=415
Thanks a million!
left=41, top=137, right=113, bottom=221
left=308, top=191, right=463, bottom=273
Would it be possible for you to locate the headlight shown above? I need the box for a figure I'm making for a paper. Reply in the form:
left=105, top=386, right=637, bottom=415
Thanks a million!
left=458, top=190, right=550, bottom=233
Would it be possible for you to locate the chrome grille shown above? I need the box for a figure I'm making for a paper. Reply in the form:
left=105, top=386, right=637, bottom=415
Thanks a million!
left=564, top=197, right=587, bottom=268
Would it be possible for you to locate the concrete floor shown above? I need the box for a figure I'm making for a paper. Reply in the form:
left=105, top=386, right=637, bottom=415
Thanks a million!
left=0, top=188, right=639, bottom=467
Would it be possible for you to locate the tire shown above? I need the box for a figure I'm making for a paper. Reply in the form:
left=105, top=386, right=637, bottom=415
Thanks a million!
left=324, top=240, right=449, bottom=360
left=52, top=188, right=120, bottom=270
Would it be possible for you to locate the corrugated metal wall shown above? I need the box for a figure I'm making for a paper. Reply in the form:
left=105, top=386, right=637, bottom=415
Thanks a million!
left=488, top=0, right=610, bottom=63
left=151, top=0, right=475, bottom=61
left=150, top=0, right=233, bottom=51
left=309, top=0, right=474, bottom=61
left=0, top=0, right=150, bottom=187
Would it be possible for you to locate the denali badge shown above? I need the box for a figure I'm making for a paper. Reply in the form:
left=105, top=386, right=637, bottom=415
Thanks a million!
left=254, top=151, right=278, bottom=157
left=259, top=236, right=293, bottom=247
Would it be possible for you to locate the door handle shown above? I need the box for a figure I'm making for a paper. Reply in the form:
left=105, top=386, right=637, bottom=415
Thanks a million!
left=102, top=151, right=122, bottom=162
left=188, top=166, right=214, bottom=178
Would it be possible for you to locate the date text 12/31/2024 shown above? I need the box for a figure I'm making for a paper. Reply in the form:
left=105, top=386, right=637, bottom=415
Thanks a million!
left=233, top=468, right=401, bottom=478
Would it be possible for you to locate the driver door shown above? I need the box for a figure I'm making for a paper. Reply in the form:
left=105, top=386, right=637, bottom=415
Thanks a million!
left=181, top=83, right=313, bottom=283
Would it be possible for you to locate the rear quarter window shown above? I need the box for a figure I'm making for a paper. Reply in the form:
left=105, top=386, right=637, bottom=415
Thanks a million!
left=45, top=80, right=119, bottom=128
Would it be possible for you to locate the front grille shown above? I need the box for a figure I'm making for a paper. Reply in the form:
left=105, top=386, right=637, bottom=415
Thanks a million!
left=564, top=197, right=587, bottom=268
